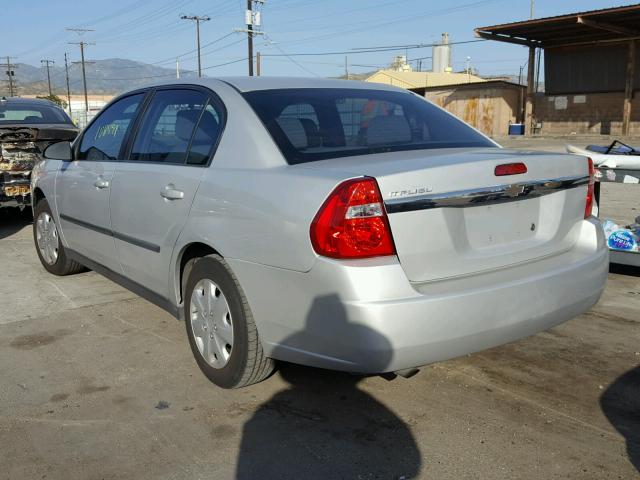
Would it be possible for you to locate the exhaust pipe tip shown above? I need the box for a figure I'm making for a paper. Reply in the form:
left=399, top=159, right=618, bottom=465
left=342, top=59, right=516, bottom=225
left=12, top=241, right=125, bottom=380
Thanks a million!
left=381, top=368, right=420, bottom=380
left=395, top=368, right=420, bottom=379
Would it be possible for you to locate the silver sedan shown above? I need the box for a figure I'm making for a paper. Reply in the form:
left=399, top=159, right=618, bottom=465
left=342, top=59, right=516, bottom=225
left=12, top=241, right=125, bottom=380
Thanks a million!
left=32, top=77, right=608, bottom=388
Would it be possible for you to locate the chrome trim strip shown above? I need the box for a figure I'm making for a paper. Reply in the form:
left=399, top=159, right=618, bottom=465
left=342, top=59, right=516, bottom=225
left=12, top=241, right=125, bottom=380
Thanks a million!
left=60, top=213, right=161, bottom=253
left=60, top=213, right=112, bottom=237
left=385, top=175, right=590, bottom=214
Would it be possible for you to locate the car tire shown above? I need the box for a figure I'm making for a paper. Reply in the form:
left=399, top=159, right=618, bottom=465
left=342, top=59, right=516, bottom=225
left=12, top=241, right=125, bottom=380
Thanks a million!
left=184, top=254, right=274, bottom=388
left=33, top=199, right=84, bottom=276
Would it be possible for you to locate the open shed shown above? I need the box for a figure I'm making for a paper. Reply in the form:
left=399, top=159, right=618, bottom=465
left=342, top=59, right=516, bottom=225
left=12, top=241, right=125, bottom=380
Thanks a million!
left=476, top=4, right=640, bottom=135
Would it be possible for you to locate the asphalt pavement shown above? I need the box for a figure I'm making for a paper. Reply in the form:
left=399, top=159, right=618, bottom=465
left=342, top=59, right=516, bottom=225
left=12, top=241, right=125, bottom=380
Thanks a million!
left=0, top=140, right=639, bottom=479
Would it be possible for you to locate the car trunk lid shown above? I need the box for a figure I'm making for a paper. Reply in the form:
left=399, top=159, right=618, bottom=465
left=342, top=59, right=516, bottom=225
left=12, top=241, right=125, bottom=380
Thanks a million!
left=301, top=147, right=590, bottom=282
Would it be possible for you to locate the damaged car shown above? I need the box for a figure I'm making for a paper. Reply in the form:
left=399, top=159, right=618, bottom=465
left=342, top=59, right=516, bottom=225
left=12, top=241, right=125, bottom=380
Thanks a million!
left=0, top=97, right=78, bottom=210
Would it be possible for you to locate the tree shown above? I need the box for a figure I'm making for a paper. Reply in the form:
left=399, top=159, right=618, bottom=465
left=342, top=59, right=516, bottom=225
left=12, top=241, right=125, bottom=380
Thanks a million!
left=36, top=94, right=67, bottom=109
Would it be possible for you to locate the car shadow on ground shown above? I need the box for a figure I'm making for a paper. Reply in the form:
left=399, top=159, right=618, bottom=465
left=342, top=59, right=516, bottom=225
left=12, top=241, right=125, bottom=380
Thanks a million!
left=0, top=208, right=32, bottom=240
left=235, top=295, right=421, bottom=479
left=600, top=366, right=640, bottom=474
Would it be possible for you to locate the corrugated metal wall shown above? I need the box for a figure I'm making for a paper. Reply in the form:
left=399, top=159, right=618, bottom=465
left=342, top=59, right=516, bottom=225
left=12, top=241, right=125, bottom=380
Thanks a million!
left=545, top=44, right=633, bottom=94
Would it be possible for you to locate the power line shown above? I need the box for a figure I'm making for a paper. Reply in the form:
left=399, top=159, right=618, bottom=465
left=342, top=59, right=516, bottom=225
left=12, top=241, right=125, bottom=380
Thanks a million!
left=258, top=39, right=487, bottom=58
left=94, top=0, right=195, bottom=39
left=201, top=57, right=248, bottom=71
left=352, top=39, right=484, bottom=51
left=82, top=0, right=149, bottom=28
left=263, top=33, right=319, bottom=77
left=270, top=0, right=504, bottom=47
left=269, top=0, right=411, bottom=32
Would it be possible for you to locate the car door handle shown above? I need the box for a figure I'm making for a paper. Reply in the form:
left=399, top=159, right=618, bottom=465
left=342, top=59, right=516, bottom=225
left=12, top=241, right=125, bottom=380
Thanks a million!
left=161, top=185, right=184, bottom=200
left=94, top=179, right=110, bottom=189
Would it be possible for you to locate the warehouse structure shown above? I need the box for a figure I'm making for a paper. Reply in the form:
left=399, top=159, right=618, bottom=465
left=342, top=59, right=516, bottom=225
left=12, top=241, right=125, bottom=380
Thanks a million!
left=411, top=81, right=525, bottom=137
left=476, top=4, right=640, bottom=135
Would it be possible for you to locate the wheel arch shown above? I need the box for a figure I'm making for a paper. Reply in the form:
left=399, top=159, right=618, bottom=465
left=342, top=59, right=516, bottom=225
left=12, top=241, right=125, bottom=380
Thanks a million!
left=32, top=187, right=46, bottom=207
left=175, top=241, right=221, bottom=310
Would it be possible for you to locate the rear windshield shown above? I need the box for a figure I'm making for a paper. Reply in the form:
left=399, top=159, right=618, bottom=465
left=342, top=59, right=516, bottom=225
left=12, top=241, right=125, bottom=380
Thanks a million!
left=243, top=88, right=493, bottom=164
left=0, top=103, right=73, bottom=125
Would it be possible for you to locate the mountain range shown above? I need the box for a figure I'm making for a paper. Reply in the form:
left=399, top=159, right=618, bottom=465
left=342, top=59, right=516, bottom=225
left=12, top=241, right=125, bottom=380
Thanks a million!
left=3, top=58, right=198, bottom=96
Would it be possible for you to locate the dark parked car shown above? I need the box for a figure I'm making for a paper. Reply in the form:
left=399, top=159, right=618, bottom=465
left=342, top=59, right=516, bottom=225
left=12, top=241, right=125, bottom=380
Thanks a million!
left=0, top=97, right=78, bottom=210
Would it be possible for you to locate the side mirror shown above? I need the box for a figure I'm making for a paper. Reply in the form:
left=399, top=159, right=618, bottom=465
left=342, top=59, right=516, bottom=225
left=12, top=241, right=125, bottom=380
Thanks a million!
left=43, top=141, right=73, bottom=161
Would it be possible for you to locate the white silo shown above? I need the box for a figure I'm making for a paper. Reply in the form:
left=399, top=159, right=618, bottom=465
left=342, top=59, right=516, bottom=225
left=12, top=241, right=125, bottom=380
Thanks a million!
left=432, top=33, right=452, bottom=73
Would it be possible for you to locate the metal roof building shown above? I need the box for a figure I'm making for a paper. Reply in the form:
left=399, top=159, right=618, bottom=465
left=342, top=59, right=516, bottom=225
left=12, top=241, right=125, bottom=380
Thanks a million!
left=365, top=70, right=486, bottom=89
left=476, top=4, right=640, bottom=135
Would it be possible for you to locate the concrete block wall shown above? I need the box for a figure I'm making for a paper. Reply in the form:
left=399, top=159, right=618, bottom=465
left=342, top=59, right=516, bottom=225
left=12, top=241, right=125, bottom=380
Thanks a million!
left=534, top=92, right=640, bottom=135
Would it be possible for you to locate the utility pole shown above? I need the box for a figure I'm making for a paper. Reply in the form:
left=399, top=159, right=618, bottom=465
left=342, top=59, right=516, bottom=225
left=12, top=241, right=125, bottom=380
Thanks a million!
left=180, top=15, right=210, bottom=77
left=71, top=41, right=93, bottom=113
left=241, top=0, right=265, bottom=76
left=7, top=57, right=16, bottom=96
left=256, top=51, right=261, bottom=76
left=64, top=53, right=72, bottom=115
left=247, top=0, right=254, bottom=76
left=530, top=0, right=535, bottom=19
left=2, top=56, right=17, bottom=96
left=67, top=28, right=94, bottom=114
left=465, top=56, right=471, bottom=83
left=41, top=59, right=55, bottom=96
left=176, top=57, right=180, bottom=79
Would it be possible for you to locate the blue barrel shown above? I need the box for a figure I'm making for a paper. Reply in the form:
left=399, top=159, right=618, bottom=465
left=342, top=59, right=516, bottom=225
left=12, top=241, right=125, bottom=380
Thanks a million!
left=508, top=123, right=525, bottom=135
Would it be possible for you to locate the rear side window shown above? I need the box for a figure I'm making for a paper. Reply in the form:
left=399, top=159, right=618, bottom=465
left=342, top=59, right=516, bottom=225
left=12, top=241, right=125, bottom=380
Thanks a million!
left=130, top=89, right=216, bottom=164
left=78, top=94, right=143, bottom=160
left=243, top=88, right=493, bottom=164
left=186, top=104, right=221, bottom=165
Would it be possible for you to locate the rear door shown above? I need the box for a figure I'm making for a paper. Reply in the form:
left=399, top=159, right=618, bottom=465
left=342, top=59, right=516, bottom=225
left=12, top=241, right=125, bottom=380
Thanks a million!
left=57, top=93, right=145, bottom=270
left=109, top=87, right=224, bottom=298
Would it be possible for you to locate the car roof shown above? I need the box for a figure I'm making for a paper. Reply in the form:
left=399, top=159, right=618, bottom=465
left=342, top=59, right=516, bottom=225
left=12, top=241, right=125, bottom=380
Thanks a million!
left=0, top=96, right=59, bottom=108
left=150, top=76, right=409, bottom=93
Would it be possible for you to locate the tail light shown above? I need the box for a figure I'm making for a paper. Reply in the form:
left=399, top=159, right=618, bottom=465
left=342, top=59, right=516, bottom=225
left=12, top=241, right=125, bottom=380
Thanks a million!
left=310, top=177, right=396, bottom=259
left=585, top=157, right=595, bottom=218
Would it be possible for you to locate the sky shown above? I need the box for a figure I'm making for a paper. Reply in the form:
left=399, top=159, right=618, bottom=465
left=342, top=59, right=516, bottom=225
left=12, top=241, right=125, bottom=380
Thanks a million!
left=1, top=0, right=632, bottom=79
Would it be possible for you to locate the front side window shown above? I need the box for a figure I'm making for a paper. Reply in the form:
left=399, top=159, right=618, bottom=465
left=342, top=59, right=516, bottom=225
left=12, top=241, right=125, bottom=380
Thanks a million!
left=130, top=89, right=210, bottom=164
left=243, top=88, right=494, bottom=164
left=77, top=94, right=144, bottom=160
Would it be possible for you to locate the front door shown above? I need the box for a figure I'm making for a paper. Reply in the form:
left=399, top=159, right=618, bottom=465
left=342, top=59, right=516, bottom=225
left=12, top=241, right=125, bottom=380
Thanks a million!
left=57, top=93, right=145, bottom=271
left=109, top=87, right=223, bottom=298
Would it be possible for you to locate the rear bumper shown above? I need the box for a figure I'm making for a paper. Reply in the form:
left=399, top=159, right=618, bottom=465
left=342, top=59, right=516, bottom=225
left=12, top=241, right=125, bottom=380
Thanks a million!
left=0, top=172, right=31, bottom=208
left=229, top=218, right=609, bottom=373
